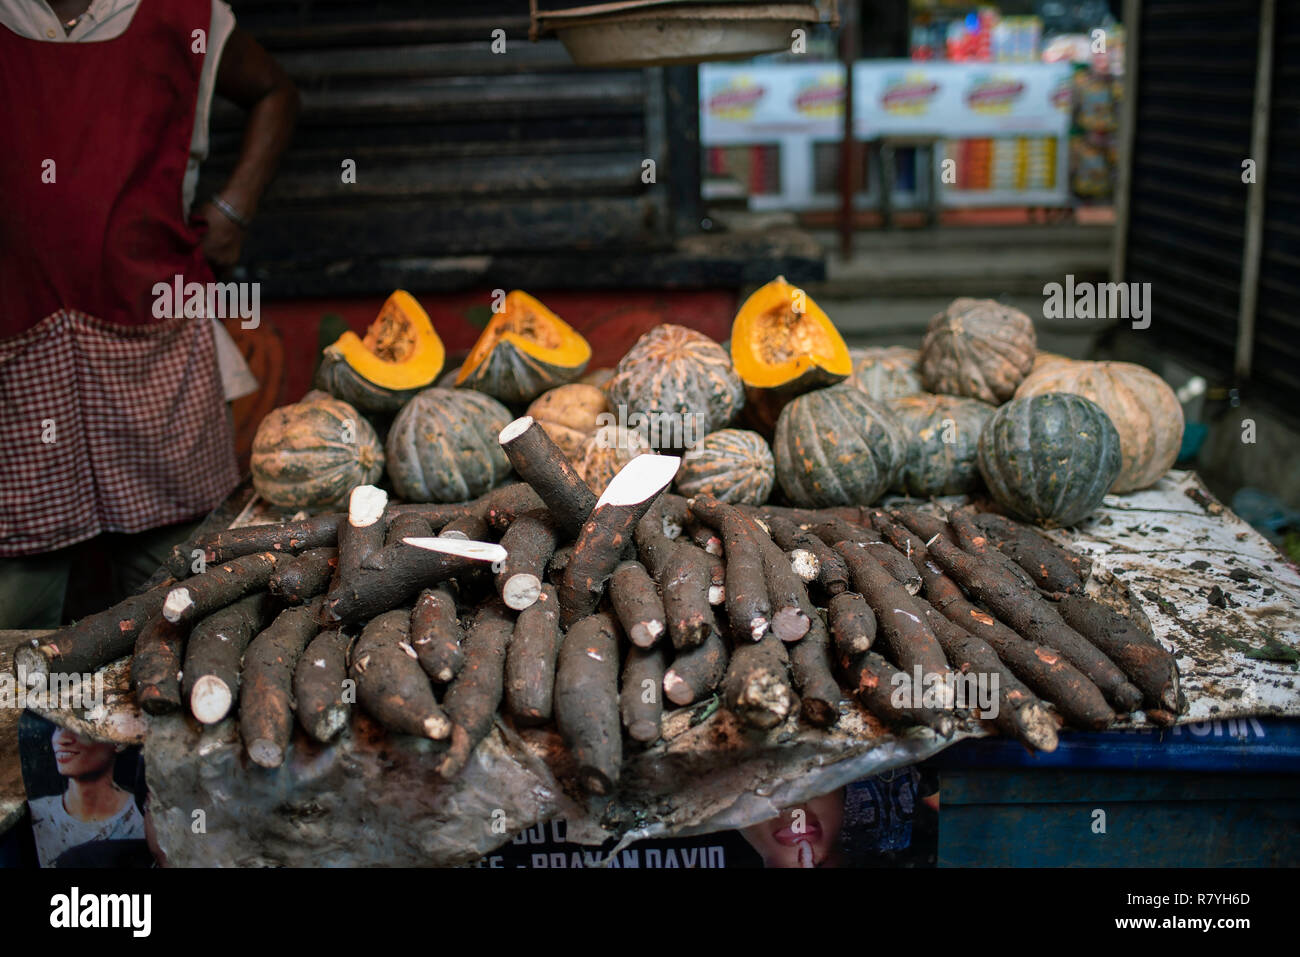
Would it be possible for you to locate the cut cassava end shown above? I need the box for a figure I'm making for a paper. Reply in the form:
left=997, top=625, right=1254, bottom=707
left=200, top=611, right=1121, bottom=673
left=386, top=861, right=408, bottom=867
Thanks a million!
left=495, top=509, right=559, bottom=610
left=609, top=560, right=667, bottom=648
left=828, top=591, right=876, bottom=658
left=749, top=521, right=812, bottom=642
left=843, top=651, right=955, bottom=737
left=558, top=454, right=680, bottom=626
left=268, top=547, right=338, bottom=605
left=723, top=633, right=796, bottom=730
left=20, top=576, right=177, bottom=680
left=131, top=614, right=189, bottom=716
left=498, top=416, right=597, bottom=537
left=338, top=485, right=390, bottom=582
left=183, top=592, right=276, bottom=725
left=240, top=599, right=324, bottom=768
left=761, top=512, right=850, bottom=596
left=1054, top=593, right=1181, bottom=713
left=351, top=608, right=451, bottom=741
left=689, top=494, right=771, bottom=641
left=439, top=600, right=514, bottom=778
left=294, top=627, right=353, bottom=743
left=924, top=536, right=1142, bottom=713
left=834, top=542, right=954, bottom=709
left=661, top=541, right=719, bottom=650
left=787, top=598, right=842, bottom=727
left=555, top=611, right=623, bottom=794
left=504, top=584, right=564, bottom=725
left=621, top=644, right=667, bottom=743
left=662, top=631, right=729, bottom=706
left=410, top=584, right=464, bottom=682
left=163, top=552, right=287, bottom=625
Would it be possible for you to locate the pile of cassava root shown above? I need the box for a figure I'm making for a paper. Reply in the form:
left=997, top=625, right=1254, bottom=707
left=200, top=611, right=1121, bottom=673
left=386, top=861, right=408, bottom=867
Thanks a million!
left=14, top=415, right=1183, bottom=796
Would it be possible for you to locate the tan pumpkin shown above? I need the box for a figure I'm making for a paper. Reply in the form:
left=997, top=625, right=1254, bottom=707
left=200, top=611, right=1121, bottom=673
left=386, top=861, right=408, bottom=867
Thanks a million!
left=1014, top=360, right=1184, bottom=493
left=919, top=298, right=1036, bottom=404
left=576, top=424, right=650, bottom=494
left=525, top=384, right=610, bottom=461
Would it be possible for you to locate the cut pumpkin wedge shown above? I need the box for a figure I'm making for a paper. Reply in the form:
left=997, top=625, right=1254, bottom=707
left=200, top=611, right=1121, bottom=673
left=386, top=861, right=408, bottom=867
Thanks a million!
left=730, top=276, right=851, bottom=394
left=456, top=290, right=591, bottom=404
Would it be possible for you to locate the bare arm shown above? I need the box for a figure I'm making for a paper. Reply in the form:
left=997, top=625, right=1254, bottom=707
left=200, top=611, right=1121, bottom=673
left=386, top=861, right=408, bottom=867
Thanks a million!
left=199, top=27, right=300, bottom=271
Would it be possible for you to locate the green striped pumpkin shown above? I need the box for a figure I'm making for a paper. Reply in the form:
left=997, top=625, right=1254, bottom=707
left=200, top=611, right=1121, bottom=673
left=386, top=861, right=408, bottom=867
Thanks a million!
left=251, top=398, right=384, bottom=509
left=977, top=392, right=1122, bottom=527
left=773, top=386, right=906, bottom=507
left=888, top=394, right=995, bottom=496
left=386, top=388, right=513, bottom=502
left=676, top=429, right=776, bottom=505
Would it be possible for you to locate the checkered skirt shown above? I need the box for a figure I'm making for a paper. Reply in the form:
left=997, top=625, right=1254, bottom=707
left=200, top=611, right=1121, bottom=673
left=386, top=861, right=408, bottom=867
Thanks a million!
left=0, top=310, right=240, bottom=557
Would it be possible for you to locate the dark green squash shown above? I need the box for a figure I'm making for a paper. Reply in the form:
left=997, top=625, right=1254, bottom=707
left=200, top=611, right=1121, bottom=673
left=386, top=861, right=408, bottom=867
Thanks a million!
left=676, top=429, right=776, bottom=505
left=773, top=386, right=906, bottom=508
left=386, top=388, right=514, bottom=502
left=846, top=346, right=924, bottom=400
left=977, top=392, right=1122, bottom=527
left=888, top=394, right=995, bottom=496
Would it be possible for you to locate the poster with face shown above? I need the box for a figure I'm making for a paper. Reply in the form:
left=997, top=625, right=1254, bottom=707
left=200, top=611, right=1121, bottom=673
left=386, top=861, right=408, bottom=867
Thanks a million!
left=472, top=767, right=938, bottom=869
left=18, top=711, right=160, bottom=868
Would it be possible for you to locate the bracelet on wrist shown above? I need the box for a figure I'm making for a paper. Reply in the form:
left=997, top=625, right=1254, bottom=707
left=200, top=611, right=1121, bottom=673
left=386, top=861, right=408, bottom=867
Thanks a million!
left=211, top=194, right=251, bottom=229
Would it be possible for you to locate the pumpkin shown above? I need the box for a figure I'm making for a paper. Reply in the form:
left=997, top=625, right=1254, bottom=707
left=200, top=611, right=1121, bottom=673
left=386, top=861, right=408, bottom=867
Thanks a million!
left=607, top=324, right=745, bottom=450
left=846, top=346, right=924, bottom=400
left=525, top=383, right=610, bottom=461
left=1014, top=360, right=1184, bottom=493
left=250, top=398, right=384, bottom=509
left=386, top=388, right=514, bottom=502
left=978, top=392, right=1122, bottom=527
left=888, top=394, right=995, bottom=496
left=315, top=291, right=445, bottom=414
left=1031, top=351, right=1074, bottom=374
left=773, top=386, right=906, bottom=508
left=730, top=277, right=851, bottom=396
left=676, top=429, right=776, bottom=505
left=456, top=290, right=591, bottom=404
left=579, top=368, right=615, bottom=390
left=576, top=424, right=649, bottom=495
left=919, top=298, right=1036, bottom=404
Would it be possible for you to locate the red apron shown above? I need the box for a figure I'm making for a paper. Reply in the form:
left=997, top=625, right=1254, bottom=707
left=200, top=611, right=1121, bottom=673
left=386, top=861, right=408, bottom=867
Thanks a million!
left=0, top=0, right=240, bottom=557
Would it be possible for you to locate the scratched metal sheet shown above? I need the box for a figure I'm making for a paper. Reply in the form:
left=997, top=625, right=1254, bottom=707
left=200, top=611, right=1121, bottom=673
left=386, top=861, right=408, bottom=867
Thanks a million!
left=1039, top=469, right=1300, bottom=723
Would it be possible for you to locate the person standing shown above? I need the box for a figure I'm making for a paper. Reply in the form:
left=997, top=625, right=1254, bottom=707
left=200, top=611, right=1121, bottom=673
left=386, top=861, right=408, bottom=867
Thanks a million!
left=0, top=0, right=299, bottom=627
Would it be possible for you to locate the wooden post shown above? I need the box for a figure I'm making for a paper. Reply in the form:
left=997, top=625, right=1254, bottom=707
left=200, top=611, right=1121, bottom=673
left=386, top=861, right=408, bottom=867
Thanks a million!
left=838, top=0, right=858, bottom=259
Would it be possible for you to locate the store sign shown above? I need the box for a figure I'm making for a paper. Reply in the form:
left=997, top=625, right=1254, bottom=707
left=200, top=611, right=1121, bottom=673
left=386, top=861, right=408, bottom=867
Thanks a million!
left=701, top=60, right=1073, bottom=141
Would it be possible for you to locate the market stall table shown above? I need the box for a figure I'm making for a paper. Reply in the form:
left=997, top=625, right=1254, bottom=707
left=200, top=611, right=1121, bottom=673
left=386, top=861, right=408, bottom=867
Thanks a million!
left=5, top=470, right=1298, bottom=866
